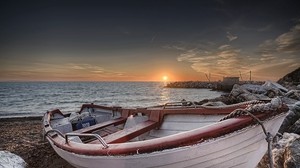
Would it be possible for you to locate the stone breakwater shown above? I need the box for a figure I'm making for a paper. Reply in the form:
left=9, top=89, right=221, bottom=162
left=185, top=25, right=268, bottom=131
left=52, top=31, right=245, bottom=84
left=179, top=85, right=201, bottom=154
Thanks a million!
left=166, top=81, right=218, bottom=89
left=165, top=81, right=264, bottom=92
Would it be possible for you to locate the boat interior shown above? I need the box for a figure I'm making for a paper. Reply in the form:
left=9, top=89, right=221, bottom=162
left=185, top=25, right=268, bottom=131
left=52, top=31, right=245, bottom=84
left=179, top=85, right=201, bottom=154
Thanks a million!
left=45, top=102, right=251, bottom=145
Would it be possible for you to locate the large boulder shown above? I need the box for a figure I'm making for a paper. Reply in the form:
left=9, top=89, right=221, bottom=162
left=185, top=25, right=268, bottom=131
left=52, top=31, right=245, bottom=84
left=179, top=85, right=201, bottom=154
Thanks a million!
left=278, top=101, right=300, bottom=134
left=257, top=133, right=300, bottom=168
left=287, top=119, right=300, bottom=135
left=278, top=67, right=300, bottom=90
left=0, top=151, right=26, bottom=168
left=284, top=137, right=300, bottom=168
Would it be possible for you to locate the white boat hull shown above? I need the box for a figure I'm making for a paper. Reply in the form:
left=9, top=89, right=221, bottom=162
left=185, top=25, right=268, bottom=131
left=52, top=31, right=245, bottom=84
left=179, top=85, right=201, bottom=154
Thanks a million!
left=49, top=113, right=285, bottom=168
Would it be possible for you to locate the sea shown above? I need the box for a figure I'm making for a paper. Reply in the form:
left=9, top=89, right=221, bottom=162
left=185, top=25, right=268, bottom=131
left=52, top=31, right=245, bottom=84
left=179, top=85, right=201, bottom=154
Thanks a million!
left=0, top=82, right=224, bottom=118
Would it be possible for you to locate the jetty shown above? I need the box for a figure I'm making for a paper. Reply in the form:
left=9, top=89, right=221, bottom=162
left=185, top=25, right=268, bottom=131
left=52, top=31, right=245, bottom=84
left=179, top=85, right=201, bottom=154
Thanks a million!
left=165, top=77, right=264, bottom=92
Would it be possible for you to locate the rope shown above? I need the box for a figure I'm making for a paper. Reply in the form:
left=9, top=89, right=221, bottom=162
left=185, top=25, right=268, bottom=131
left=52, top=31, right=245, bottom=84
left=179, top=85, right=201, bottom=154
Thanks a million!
left=220, top=108, right=274, bottom=168
left=200, top=100, right=264, bottom=109
left=220, top=97, right=282, bottom=121
left=218, top=97, right=284, bottom=168
left=242, top=111, right=274, bottom=168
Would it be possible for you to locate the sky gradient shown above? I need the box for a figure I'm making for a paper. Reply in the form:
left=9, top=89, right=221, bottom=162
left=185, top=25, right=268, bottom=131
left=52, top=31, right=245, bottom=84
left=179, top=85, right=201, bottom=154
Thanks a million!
left=1, top=0, right=300, bottom=81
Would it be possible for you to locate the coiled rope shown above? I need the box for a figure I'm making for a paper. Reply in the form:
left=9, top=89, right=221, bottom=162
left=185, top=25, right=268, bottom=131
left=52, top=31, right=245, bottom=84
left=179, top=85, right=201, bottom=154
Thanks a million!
left=200, top=100, right=264, bottom=109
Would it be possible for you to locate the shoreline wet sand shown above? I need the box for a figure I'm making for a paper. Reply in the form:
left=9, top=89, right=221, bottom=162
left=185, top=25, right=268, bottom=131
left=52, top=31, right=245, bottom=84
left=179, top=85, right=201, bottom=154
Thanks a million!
left=0, top=117, right=74, bottom=168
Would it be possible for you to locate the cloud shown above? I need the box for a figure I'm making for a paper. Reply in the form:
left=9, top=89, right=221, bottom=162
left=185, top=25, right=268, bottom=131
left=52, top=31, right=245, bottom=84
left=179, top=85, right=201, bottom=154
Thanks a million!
left=65, top=63, right=129, bottom=77
left=258, top=40, right=277, bottom=62
left=275, top=24, right=300, bottom=53
left=260, top=54, right=276, bottom=61
left=258, top=23, right=300, bottom=60
left=253, top=22, right=300, bottom=80
left=218, top=49, right=240, bottom=59
left=172, top=38, right=298, bottom=81
left=150, top=35, right=156, bottom=43
left=163, top=41, right=190, bottom=51
left=175, top=43, right=248, bottom=77
left=226, top=32, right=238, bottom=41
left=251, top=59, right=300, bottom=81
left=257, top=24, right=272, bottom=32
left=66, top=63, right=105, bottom=72
left=167, top=22, right=300, bottom=81
left=177, top=52, right=197, bottom=62
left=218, top=44, right=231, bottom=50
left=0, top=62, right=132, bottom=81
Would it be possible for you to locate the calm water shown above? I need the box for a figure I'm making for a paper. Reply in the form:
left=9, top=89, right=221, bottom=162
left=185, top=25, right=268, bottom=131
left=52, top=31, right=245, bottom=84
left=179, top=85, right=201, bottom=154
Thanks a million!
left=0, top=82, right=223, bottom=118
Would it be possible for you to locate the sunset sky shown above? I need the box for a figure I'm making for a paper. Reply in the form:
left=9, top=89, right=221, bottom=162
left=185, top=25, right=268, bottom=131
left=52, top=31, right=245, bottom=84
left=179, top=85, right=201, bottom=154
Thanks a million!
left=0, top=0, right=299, bottom=81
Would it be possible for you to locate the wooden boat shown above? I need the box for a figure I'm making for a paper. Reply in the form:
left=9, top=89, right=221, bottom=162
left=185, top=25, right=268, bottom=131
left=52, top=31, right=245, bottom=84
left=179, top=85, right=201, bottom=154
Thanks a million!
left=43, top=98, right=288, bottom=168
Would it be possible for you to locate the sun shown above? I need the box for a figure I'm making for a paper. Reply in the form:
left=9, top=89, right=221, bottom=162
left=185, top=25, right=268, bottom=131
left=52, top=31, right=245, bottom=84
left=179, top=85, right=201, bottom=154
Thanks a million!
left=162, top=76, right=168, bottom=81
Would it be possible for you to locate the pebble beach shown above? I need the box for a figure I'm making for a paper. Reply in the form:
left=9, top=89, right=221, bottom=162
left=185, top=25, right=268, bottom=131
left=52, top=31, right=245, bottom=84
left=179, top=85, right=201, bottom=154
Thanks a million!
left=0, top=117, right=73, bottom=168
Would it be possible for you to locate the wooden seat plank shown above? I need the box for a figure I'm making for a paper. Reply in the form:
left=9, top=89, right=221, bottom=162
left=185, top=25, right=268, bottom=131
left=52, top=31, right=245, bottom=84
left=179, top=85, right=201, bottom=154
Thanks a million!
left=103, top=120, right=159, bottom=144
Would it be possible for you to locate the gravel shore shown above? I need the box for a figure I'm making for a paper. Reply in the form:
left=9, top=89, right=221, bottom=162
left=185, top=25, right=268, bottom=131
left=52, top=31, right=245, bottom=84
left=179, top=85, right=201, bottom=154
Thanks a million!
left=0, top=117, right=74, bottom=168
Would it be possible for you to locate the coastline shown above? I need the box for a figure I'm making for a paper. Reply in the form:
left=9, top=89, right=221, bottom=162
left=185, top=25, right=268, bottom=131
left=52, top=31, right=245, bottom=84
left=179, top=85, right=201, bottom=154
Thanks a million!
left=0, top=117, right=74, bottom=168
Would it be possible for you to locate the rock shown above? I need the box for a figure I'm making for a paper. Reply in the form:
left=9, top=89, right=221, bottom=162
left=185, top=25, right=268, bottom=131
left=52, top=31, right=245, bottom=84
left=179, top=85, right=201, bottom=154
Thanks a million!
left=229, top=81, right=299, bottom=104
left=230, top=84, right=249, bottom=97
left=201, top=101, right=226, bottom=106
left=229, top=84, right=258, bottom=102
left=196, top=93, right=238, bottom=105
left=285, top=90, right=300, bottom=100
left=241, top=84, right=267, bottom=94
left=230, top=83, right=273, bottom=102
left=278, top=110, right=300, bottom=134
left=214, top=94, right=238, bottom=104
left=287, top=119, right=300, bottom=135
left=197, top=99, right=209, bottom=105
left=278, top=67, right=300, bottom=90
left=274, top=133, right=300, bottom=168
left=281, top=97, right=299, bottom=105
left=262, top=81, right=288, bottom=93
left=278, top=101, right=300, bottom=134
left=257, top=133, right=300, bottom=168
left=0, top=151, right=26, bottom=168
left=284, top=137, right=300, bottom=168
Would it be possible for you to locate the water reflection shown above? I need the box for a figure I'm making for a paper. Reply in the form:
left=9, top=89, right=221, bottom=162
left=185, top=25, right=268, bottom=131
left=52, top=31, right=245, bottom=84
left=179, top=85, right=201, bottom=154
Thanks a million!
left=160, top=88, right=170, bottom=104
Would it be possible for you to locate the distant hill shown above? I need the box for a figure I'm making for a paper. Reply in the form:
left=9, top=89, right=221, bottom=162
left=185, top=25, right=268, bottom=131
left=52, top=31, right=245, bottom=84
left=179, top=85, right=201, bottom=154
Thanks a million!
left=277, top=67, right=300, bottom=89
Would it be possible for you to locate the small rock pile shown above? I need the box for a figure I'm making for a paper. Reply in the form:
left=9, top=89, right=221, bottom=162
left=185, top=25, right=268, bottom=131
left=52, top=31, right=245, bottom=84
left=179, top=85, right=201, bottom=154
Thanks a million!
left=228, top=81, right=299, bottom=104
